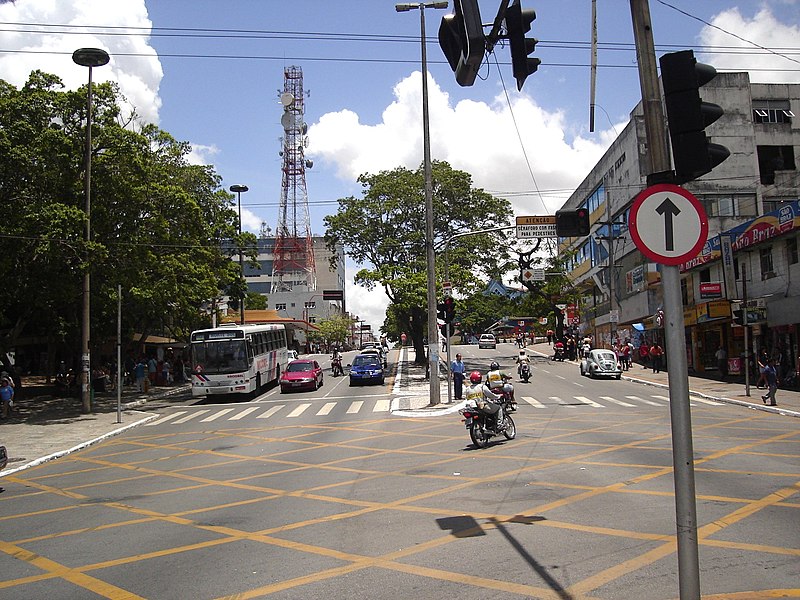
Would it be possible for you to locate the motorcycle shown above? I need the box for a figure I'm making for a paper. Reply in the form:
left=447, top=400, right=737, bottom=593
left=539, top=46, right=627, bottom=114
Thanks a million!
left=551, top=345, right=566, bottom=362
left=331, top=356, right=344, bottom=377
left=518, top=362, right=531, bottom=383
left=459, top=397, right=516, bottom=449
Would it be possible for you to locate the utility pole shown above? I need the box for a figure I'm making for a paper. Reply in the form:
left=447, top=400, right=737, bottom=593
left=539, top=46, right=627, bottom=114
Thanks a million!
left=630, top=1, right=701, bottom=598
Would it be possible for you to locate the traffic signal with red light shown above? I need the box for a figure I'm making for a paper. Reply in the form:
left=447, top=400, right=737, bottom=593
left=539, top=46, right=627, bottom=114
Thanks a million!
left=555, top=208, right=590, bottom=237
left=438, top=0, right=484, bottom=87
left=443, top=297, right=456, bottom=323
left=505, top=0, right=540, bottom=91
left=659, top=49, right=730, bottom=184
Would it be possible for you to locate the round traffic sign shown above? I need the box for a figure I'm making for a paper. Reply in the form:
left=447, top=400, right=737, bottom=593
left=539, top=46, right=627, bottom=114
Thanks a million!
left=629, top=184, right=708, bottom=265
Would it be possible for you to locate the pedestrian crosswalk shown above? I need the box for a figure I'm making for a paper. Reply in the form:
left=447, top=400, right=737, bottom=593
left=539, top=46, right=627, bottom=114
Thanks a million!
left=143, top=392, right=727, bottom=428
left=144, top=398, right=394, bottom=427
left=518, top=394, right=724, bottom=409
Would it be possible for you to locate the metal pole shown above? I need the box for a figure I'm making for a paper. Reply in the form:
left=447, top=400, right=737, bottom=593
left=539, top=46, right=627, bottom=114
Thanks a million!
left=237, top=190, right=244, bottom=325
left=742, top=261, right=750, bottom=396
left=80, top=64, right=94, bottom=414
left=630, top=2, right=700, bottom=597
left=117, top=284, right=122, bottom=423
left=420, top=4, right=440, bottom=405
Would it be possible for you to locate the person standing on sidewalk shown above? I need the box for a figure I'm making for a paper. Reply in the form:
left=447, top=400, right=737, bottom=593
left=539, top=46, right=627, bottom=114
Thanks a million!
left=762, top=360, right=779, bottom=406
left=0, top=376, right=14, bottom=419
left=715, top=345, right=728, bottom=379
left=451, top=353, right=466, bottom=400
left=649, top=342, right=664, bottom=373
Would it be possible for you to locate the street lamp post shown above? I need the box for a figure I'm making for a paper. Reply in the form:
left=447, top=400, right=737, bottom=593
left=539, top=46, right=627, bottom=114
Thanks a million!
left=396, top=1, right=448, bottom=405
left=230, top=184, right=249, bottom=325
left=73, top=47, right=110, bottom=414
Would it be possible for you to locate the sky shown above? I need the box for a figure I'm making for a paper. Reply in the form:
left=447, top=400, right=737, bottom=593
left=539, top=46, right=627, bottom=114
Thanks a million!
left=1, top=0, right=798, bottom=332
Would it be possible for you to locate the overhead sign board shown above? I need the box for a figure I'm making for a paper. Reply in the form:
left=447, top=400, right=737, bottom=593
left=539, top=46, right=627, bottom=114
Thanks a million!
left=516, top=215, right=557, bottom=238
left=522, top=268, right=545, bottom=282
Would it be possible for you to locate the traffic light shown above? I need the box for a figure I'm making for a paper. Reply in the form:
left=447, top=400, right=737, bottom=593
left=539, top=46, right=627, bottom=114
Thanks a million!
left=443, top=297, right=456, bottom=323
left=437, top=302, right=447, bottom=321
left=659, top=49, right=730, bottom=184
left=505, top=0, right=540, bottom=91
left=438, top=0, right=484, bottom=87
left=555, top=208, right=590, bottom=237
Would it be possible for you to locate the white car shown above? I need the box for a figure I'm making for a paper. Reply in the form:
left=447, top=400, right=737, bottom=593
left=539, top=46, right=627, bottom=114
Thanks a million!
left=478, top=334, right=497, bottom=349
left=580, top=349, right=622, bottom=379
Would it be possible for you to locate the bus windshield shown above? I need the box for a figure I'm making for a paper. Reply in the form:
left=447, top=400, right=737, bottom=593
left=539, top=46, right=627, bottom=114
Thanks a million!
left=191, top=339, right=250, bottom=374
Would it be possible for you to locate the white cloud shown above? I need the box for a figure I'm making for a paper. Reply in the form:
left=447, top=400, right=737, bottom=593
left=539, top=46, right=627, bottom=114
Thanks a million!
left=700, top=7, right=800, bottom=84
left=308, top=71, right=615, bottom=218
left=0, top=0, right=163, bottom=123
left=345, top=278, right=389, bottom=335
left=186, top=142, right=219, bottom=166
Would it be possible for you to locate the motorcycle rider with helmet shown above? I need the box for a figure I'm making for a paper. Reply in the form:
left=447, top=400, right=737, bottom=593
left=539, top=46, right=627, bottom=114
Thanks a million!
left=464, top=370, right=506, bottom=432
left=486, top=361, right=516, bottom=410
left=515, top=350, right=531, bottom=379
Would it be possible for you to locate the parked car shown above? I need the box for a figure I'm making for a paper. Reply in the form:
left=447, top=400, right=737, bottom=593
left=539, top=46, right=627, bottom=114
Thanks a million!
left=478, top=333, right=497, bottom=349
left=349, top=354, right=385, bottom=386
left=280, top=359, right=323, bottom=392
left=580, top=349, right=622, bottom=379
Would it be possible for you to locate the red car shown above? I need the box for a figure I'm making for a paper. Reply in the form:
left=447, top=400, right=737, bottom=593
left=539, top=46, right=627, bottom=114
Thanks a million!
left=280, top=359, right=323, bottom=393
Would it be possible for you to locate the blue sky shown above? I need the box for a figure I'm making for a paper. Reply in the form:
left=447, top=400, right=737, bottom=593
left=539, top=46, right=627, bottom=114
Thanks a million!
left=1, top=0, right=798, bottom=329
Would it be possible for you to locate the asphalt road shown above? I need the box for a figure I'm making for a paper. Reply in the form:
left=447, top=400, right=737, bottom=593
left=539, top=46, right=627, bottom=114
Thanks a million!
left=1, top=346, right=798, bottom=599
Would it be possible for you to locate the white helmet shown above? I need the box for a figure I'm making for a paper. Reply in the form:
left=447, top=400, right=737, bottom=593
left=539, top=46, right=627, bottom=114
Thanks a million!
left=503, top=383, right=514, bottom=394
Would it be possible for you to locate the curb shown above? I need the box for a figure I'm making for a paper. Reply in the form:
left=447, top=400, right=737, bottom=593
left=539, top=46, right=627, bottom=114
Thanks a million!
left=1, top=412, right=159, bottom=477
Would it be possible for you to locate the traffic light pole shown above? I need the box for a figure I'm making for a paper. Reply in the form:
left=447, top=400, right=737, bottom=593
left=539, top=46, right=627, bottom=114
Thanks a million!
left=630, top=1, right=701, bottom=598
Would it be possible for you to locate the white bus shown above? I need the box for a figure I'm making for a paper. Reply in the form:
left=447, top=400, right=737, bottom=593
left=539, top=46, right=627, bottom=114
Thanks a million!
left=190, top=323, right=288, bottom=397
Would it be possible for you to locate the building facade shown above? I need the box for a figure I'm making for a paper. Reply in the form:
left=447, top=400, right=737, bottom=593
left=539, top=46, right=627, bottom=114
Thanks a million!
left=559, top=72, right=799, bottom=380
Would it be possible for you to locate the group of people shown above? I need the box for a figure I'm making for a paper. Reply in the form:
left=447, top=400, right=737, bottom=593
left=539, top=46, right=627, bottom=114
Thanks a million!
left=124, top=353, right=186, bottom=393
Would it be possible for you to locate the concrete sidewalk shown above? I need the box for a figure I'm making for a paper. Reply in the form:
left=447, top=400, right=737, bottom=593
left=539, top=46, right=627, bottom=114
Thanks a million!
left=0, top=382, right=189, bottom=477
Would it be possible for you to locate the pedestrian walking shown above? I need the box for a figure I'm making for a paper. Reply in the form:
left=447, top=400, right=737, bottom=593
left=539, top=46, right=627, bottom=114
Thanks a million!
left=134, top=357, right=147, bottom=393
left=761, top=360, right=779, bottom=406
left=451, top=353, right=466, bottom=400
left=756, top=348, right=769, bottom=389
left=649, top=342, right=664, bottom=373
left=715, top=345, right=728, bottom=379
left=0, top=376, right=14, bottom=419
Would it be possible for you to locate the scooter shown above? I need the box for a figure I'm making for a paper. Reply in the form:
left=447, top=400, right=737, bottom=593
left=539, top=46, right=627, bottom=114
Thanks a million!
left=518, top=362, right=531, bottom=383
left=331, top=356, right=343, bottom=377
left=551, top=345, right=566, bottom=362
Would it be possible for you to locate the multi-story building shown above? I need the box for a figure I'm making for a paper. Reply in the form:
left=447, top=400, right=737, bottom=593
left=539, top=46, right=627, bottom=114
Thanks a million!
left=242, top=235, right=346, bottom=327
left=559, top=71, right=799, bottom=379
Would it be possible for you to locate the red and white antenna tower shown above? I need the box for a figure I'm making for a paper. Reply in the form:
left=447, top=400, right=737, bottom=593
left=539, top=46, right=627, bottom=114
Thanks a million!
left=272, top=66, right=316, bottom=293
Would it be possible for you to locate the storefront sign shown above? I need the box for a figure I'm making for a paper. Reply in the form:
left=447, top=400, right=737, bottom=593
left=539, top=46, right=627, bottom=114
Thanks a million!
left=680, top=200, right=800, bottom=272
left=626, top=265, right=646, bottom=293
left=719, top=234, right=737, bottom=299
left=728, top=357, right=742, bottom=375
left=699, top=282, right=723, bottom=299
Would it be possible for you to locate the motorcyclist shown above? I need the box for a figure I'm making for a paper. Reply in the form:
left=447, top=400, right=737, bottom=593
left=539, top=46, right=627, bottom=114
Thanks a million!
left=464, top=371, right=506, bottom=432
left=486, top=361, right=515, bottom=408
left=331, top=347, right=343, bottom=375
left=515, top=350, right=531, bottom=379
left=553, top=340, right=565, bottom=360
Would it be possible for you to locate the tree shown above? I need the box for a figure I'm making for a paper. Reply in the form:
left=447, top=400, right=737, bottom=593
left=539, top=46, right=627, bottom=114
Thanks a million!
left=0, top=71, right=243, bottom=379
left=324, top=161, right=514, bottom=362
left=316, top=314, right=354, bottom=349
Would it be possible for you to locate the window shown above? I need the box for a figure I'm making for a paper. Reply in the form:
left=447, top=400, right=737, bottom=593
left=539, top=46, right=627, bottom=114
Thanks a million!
left=680, top=277, right=689, bottom=306
left=760, top=246, right=775, bottom=280
left=757, top=145, right=796, bottom=185
left=700, top=268, right=711, bottom=283
left=275, top=303, right=287, bottom=311
left=304, top=301, right=316, bottom=309
left=699, top=194, right=756, bottom=217
left=752, top=99, right=793, bottom=124
left=788, top=237, right=798, bottom=265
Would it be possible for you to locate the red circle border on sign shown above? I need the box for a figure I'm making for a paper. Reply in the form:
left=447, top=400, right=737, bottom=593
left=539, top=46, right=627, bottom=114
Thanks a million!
left=629, top=184, right=709, bottom=266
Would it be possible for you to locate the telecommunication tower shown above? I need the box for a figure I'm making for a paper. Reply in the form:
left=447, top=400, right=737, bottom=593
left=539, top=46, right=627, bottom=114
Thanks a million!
left=272, top=66, right=316, bottom=292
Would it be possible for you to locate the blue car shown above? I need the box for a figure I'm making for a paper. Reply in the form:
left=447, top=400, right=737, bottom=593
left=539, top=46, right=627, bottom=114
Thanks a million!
left=349, top=354, right=385, bottom=386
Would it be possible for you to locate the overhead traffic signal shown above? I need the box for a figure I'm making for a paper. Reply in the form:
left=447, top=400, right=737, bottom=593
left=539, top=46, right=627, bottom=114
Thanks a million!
left=555, top=208, right=590, bottom=237
left=437, top=302, right=447, bottom=321
left=659, top=49, right=730, bottom=184
left=505, top=0, right=540, bottom=91
left=438, top=0, right=484, bottom=87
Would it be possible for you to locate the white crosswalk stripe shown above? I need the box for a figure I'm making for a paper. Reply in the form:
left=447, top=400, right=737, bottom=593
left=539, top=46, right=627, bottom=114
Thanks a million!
left=521, top=396, right=546, bottom=408
left=145, top=411, right=187, bottom=426
left=229, top=407, right=260, bottom=420
left=373, top=399, right=391, bottom=412
left=287, top=403, right=311, bottom=417
left=317, top=402, right=337, bottom=416
left=256, top=405, right=283, bottom=419
left=625, top=395, right=663, bottom=406
left=574, top=395, right=605, bottom=408
left=173, top=410, right=210, bottom=424
left=347, top=401, right=364, bottom=414
left=549, top=396, right=574, bottom=407
left=201, top=408, right=236, bottom=422
left=599, top=395, right=636, bottom=407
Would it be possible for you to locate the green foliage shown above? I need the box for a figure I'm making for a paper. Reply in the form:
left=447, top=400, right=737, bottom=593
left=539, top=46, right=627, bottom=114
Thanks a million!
left=316, top=314, right=354, bottom=346
left=324, top=161, right=514, bottom=356
left=0, top=71, right=240, bottom=363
